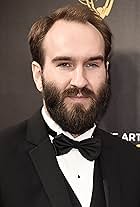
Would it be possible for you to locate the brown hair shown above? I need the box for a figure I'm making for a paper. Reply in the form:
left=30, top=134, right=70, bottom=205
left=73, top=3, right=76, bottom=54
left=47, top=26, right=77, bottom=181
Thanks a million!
left=28, top=3, right=112, bottom=68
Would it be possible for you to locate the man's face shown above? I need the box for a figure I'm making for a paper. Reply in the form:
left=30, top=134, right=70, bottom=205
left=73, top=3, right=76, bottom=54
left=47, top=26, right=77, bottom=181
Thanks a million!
left=32, top=20, right=110, bottom=135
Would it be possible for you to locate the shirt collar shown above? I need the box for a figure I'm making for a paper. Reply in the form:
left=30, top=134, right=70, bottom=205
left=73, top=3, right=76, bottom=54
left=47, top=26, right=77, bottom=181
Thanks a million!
left=41, top=106, right=96, bottom=141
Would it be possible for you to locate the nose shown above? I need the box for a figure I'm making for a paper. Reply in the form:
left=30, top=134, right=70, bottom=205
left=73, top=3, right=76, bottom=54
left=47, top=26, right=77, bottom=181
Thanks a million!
left=70, top=67, right=88, bottom=88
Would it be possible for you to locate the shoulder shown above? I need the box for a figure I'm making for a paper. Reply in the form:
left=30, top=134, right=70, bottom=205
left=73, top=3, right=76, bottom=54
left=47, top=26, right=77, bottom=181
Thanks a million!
left=96, top=127, right=140, bottom=166
left=0, top=109, right=44, bottom=153
left=0, top=120, right=28, bottom=153
left=0, top=109, right=42, bottom=145
left=96, top=127, right=139, bottom=152
left=98, top=128, right=140, bottom=191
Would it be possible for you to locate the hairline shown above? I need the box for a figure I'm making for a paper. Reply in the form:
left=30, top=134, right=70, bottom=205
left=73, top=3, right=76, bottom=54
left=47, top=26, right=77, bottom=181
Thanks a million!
left=40, top=19, right=106, bottom=69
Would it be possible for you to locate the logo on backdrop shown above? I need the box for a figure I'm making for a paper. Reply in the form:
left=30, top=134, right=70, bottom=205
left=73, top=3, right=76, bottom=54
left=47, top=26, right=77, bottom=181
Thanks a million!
left=112, top=132, right=140, bottom=148
left=78, top=0, right=115, bottom=19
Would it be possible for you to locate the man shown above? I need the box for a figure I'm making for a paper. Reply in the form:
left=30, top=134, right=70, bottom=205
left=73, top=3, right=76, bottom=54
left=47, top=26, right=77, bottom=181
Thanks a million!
left=0, top=3, right=140, bottom=207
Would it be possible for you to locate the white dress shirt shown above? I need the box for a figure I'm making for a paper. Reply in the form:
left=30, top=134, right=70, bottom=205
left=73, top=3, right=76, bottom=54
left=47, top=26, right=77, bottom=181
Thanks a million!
left=41, top=106, right=96, bottom=207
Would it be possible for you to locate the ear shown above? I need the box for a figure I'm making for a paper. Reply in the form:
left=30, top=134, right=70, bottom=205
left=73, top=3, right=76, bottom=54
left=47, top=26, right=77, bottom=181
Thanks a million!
left=32, top=61, right=43, bottom=92
left=106, top=61, right=110, bottom=80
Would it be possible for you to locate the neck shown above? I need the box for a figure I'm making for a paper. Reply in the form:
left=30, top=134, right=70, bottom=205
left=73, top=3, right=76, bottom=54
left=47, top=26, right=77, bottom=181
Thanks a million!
left=72, top=134, right=80, bottom=138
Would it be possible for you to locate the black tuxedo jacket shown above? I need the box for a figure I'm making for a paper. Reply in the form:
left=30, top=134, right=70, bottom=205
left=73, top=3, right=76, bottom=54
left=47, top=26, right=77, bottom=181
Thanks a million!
left=0, top=110, right=140, bottom=207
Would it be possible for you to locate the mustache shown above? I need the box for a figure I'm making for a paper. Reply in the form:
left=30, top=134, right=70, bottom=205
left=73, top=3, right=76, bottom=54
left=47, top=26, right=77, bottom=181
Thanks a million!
left=61, top=86, right=96, bottom=99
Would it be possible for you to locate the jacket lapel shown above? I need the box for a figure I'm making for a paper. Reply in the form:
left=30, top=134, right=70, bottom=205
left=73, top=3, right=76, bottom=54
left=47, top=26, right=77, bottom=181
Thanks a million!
left=91, top=127, right=121, bottom=207
left=90, top=159, right=107, bottom=207
left=26, top=110, right=72, bottom=207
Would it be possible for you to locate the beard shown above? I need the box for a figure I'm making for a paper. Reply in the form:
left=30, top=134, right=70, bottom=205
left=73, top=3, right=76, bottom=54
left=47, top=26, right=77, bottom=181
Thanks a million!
left=41, top=77, right=111, bottom=135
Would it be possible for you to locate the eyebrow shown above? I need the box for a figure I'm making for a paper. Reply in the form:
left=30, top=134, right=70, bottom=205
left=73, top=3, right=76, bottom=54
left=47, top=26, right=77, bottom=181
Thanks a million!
left=51, top=55, right=104, bottom=63
left=87, top=55, right=104, bottom=62
left=52, top=56, right=73, bottom=63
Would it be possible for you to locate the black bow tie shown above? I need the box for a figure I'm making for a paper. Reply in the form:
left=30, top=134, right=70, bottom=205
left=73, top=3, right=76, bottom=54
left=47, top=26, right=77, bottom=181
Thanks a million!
left=52, top=133, right=101, bottom=161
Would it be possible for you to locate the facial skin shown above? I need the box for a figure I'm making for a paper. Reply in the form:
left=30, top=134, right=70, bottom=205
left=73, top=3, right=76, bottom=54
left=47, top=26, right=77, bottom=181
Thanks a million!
left=32, top=20, right=110, bottom=135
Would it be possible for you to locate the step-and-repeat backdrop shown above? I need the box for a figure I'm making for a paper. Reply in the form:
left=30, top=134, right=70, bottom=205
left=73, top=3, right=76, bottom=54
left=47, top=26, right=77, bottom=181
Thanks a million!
left=0, top=0, right=140, bottom=145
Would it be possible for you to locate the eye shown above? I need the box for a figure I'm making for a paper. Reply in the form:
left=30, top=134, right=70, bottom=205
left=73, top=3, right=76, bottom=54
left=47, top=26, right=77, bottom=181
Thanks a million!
left=85, top=62, right=99, bottom=69
left=57, top=62, right=72, bottom=68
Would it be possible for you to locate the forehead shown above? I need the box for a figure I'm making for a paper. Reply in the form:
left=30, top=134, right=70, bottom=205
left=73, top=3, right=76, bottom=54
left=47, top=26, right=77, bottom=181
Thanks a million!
left=42, top=20, right=105, bottom=58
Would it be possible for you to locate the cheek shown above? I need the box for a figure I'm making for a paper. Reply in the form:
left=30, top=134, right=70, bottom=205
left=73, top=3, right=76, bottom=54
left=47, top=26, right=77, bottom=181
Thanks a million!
left=43, top=72, right=70, bottom=92
left=43, top=64, right=71, bottom=88
left=88, top=71, right=107, bottom=92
